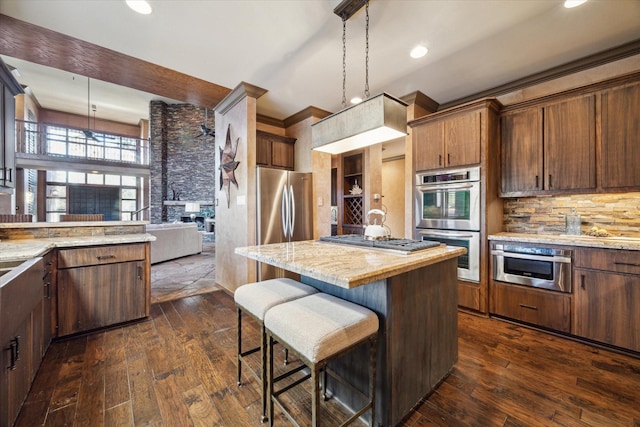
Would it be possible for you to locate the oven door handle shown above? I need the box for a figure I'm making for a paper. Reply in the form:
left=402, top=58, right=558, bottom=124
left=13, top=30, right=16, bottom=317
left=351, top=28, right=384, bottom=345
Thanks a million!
left=491, top=250, right=572, bottom=264
left=417, top=230, right=475, bottom=239
left=417, top=183, right=475, bottom=192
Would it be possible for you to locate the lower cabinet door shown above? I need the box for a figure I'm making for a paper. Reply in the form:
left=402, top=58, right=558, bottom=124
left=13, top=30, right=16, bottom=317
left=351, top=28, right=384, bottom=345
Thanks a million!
left=57, top=261, right=147, bottom=336
left=1, top=321, right=31, bottom=427
left=491, top=281, right=571, bottom=332
left=574, top=268, right=640, bottom=352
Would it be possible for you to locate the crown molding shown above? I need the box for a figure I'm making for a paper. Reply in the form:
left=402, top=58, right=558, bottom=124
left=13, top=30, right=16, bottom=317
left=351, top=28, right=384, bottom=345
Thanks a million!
left=214, top=81, right=267, bottom=115
left=439, top=39, right=640, bottom=110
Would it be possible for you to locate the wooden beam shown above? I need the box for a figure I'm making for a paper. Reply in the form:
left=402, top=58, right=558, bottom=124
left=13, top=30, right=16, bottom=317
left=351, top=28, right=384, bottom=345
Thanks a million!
left=0, top=14, right=231, bottom=108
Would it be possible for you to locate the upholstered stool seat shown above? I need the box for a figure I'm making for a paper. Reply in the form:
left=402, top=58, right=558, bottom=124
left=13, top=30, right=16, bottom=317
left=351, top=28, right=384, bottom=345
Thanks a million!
left=265, top=293, right=379, bottom=426
left=235, top=278, right=318, bottom=422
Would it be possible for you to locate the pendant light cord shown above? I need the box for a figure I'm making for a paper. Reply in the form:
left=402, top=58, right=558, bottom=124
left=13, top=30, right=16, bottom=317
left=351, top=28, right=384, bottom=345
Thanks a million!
left=87, top=78, right=91, bottom=131
left=364, top=0, right=370, bottom=99
left=342, top=16, right=347, bottom=108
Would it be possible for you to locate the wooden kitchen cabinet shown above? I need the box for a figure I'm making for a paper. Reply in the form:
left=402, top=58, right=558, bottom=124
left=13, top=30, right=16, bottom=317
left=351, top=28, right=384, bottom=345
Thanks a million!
left=544, top=95, right=596, bottom=192
left=256, top=130, right=296, bottom=170
left=57, top=243, right=150, bottom=336
left=340, top=151, right=364, bottom=235
left=414, top=120, right=443, bottom=171
left=41, top=251, right=55, bottom=349
left=500, top=94, right=596, bottom=196
left=500, top=108, right=543, bottom=193
left=490, top=281, right=572, bottom=332
left=0, top=58, right=21, bottom=191
left=0, top=258, right=45, bottom=427
left=410, top=99, right=502, bottom=314
left=600, top=81, right=640, bottom=190
left=414, top=109, right=481, bottom=172
left=573, top=248, right=640, bottom=352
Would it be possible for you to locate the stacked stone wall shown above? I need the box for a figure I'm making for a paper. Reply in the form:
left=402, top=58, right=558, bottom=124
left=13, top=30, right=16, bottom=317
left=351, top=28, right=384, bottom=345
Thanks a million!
left=503, top=193, right=640, bottom=236
left=149, top=101, right=215, bottom=223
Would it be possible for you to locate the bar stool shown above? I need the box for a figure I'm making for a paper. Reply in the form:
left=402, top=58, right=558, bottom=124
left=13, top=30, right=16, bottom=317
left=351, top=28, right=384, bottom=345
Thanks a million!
left=235, top=278, right=318, bottom=422
left=265, top=293, right=379, bottom=426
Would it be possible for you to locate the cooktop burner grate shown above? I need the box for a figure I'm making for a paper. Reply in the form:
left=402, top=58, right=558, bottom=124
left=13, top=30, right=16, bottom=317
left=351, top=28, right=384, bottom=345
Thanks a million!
left=319, top=235, right=441, bottom=253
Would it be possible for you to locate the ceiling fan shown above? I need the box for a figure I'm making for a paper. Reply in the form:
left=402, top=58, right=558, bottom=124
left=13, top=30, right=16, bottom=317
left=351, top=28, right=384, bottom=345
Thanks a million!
left=83, top=77, right=113, bottom=142
left=196, top=107, right=214, bottom=138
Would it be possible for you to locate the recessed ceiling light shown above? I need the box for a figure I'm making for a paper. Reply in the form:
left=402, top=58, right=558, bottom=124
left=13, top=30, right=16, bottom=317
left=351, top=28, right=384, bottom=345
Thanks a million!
left=350, top=97, right=363, bottom=104
left=410, top=45, right=428, bottom=59
left=126, top=0, right=152, bottom=15
left=564, top=0, right=588, bottom=8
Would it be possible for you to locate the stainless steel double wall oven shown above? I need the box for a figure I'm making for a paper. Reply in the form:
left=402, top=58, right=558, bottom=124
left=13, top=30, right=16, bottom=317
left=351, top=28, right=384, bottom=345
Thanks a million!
left=415, top=166, right=481, bottom=282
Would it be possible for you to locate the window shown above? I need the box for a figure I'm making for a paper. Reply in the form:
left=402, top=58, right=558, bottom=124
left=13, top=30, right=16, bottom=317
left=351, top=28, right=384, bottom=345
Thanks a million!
left=45, top=171, right=140, bottom=221
left=43, top=124, right=147, bottom=165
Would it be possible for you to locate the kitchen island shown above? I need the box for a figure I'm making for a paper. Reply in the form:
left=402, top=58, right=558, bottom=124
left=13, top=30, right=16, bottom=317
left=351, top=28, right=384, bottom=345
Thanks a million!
left=235, top=240, right=466, bottom=426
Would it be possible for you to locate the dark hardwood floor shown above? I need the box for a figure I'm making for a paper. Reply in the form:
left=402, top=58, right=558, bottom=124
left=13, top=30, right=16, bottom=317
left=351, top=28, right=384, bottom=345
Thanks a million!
left=15, top=290, right=640, bottom=426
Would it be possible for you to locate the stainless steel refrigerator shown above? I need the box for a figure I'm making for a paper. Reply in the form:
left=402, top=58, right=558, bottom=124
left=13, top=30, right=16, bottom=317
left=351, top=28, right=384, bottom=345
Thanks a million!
left=257, top=166, right=313, bottom=280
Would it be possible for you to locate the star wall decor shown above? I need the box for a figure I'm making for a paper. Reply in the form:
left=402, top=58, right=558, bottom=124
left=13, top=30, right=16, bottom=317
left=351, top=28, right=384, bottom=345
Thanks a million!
left=219, top=123, right=240, bottom=208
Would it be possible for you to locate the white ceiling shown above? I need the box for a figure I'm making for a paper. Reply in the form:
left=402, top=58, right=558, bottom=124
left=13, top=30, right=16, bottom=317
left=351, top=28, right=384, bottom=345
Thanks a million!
left=1, top=0, right=640, bottom=130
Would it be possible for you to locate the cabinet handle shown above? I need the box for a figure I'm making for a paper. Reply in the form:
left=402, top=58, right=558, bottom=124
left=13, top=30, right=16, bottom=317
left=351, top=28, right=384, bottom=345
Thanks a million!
left=519, top=304, right=538, bottom=310
left=614, top=261, right=640, bottom=267
left=96, top=254, right=116, bottom=260
left=438, top=155, right=442, bottom=166
left=45, top=281, right=51, bottom=299
left=1, top=167, right=13, bottom=184
left=13, top=336, right=20, bottom=361
left=581, top=274, right=586, bottom=290
left=7, top=339, right=17, bottom=370
left=548, top=174, right=552, bottom=189
left=535, top=175, right=539, bottom=188
left=447, top=153, right=451, bottom=165
left=137, top=266, right=143, bottom=280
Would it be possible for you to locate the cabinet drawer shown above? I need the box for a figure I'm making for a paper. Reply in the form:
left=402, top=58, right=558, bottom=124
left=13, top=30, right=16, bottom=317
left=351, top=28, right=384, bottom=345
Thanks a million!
left=491, top=281, right=571, bottom=332
left=574, top=248, right=640, bottom=275
left=58, top=243, right=146, bottom=269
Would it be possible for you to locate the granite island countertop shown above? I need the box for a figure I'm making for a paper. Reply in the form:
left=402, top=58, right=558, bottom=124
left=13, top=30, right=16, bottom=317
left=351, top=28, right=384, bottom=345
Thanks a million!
left=0, top=234, right=156, bottom=263
left=489, top=232, right=640, bottom=251
left=0, top=220, right=149, bottom=229
left=235, top=240, right=466, bottom=289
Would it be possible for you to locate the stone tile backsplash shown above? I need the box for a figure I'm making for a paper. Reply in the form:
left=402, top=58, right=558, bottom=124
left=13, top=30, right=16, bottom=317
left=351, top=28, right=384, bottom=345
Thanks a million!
left=503, top=192, right=640, bottom=236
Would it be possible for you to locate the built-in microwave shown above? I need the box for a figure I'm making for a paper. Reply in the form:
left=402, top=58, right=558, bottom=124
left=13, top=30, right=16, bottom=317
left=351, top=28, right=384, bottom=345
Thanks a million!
left=415, top=167, right=480, bottom=231
left=492, top=244, right=573, bottom=293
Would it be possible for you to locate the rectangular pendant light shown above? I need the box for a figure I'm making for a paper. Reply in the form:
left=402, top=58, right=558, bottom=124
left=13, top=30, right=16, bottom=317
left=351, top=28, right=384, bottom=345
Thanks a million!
left=311, top=93, right=408, bottom=154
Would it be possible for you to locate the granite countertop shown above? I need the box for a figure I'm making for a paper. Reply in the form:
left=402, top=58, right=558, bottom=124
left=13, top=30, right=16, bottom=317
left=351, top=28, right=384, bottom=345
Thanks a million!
left=489, top=232, right=640, bottom=251
left=0, top=221, right=149, bottom=229
left=0, top=234, right=156, bottom=262
left=235, top=240, right=466, bottom=289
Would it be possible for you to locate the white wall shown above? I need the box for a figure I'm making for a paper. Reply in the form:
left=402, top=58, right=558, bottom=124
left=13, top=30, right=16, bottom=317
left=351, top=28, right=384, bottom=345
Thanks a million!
left=382, top=158, right=405, bottom=238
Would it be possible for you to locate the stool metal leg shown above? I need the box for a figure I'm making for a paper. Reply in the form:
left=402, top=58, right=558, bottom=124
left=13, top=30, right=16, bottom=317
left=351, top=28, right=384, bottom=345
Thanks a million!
left=311, top=365, right=320, bottom=427
left=237, top=308, right=242, bottom=386
left=261, top=324, right=268, bottom=422
left=268, top=334, right=275, bottom=427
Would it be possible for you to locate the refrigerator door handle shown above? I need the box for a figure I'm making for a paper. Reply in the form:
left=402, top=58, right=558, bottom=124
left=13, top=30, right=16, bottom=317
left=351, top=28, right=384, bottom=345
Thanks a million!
left=281, top=185, right=289, bottom=239
left=289, top=184, right=295, bottom=238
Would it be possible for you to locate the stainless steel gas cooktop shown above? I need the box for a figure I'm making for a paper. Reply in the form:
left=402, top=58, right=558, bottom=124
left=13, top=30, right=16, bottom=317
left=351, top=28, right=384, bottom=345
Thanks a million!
left=319, top=235, right=441, bottom=254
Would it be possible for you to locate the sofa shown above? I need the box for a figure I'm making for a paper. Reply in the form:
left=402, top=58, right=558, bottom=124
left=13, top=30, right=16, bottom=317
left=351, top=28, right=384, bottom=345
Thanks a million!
left=146, top=223, right=203, bottom=264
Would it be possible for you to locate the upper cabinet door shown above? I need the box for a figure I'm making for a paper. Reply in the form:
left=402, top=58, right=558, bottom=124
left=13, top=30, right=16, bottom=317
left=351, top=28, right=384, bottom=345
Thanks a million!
left=256, top=131, right=295, bottom=170
left=414, top=120, right=444, bottom=172
left=444, top=110, right=481, bottom=168
left=500, top=108, right=543, bottom=195
left=543, top=95, right=596, bottom=192
left=601, top=82, right=640, bottom=190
